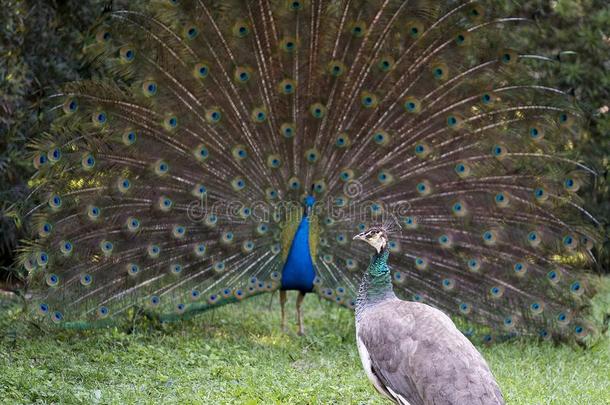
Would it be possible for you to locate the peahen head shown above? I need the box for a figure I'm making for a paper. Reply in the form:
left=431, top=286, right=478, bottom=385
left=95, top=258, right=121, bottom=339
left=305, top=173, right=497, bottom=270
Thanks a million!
left=353, top=226, right=388, bottom=254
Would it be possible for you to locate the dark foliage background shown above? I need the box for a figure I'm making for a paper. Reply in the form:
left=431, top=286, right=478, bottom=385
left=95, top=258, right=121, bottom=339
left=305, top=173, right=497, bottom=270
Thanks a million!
left=505, top=0, right=610, bottom=271
left=0, top=0, right=116, bottom=284
left=0, top=0, right=608, bottom=285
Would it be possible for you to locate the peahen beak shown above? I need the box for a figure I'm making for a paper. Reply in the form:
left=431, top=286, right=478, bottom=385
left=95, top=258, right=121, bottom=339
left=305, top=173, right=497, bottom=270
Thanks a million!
left=353, top=233, right=366, bottom=241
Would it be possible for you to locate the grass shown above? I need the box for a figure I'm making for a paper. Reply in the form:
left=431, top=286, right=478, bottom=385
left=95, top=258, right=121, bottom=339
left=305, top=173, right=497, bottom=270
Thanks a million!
left=0, top=293, right=609, bottom=404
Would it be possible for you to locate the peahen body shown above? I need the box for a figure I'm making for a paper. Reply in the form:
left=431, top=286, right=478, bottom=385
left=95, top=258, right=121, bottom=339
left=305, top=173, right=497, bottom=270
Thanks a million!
left=22, top=0, right=600, bottom=342
left=353, top=226, right=504, bottom=404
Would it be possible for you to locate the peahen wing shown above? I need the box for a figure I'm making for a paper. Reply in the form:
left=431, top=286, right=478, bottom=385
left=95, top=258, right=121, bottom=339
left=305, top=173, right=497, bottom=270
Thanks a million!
left=23, top=0, right=599, bottom=338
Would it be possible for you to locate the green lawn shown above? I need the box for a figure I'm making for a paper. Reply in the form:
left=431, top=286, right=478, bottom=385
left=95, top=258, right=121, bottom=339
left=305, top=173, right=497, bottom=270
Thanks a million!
left=1, top=293, right=608, bottom=404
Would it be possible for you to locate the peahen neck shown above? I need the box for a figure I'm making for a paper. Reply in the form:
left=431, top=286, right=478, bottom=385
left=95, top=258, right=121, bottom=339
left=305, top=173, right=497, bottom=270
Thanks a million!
left=355, top=248, right=396, bottom=323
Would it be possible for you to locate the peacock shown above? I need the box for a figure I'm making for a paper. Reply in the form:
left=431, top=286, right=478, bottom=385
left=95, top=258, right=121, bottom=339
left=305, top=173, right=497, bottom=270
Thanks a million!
left=353, top=225, right=504, bottom=404
left=21, top=0, right=601, bottom=342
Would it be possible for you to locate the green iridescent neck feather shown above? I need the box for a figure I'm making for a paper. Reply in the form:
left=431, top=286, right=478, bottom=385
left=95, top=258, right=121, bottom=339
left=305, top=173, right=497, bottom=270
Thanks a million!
left=356, top=249, right=396, bottom=321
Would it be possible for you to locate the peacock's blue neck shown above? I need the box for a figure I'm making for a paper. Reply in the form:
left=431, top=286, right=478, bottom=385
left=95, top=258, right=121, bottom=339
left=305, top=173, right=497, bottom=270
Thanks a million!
left=356, top=249, right=396, bottom=322
left=280, top=215, right=316, bottom=292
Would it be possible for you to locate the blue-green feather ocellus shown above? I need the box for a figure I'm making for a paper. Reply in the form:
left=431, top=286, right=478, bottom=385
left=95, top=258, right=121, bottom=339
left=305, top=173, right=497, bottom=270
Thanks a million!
left=20, top=0, right=602, bottom=343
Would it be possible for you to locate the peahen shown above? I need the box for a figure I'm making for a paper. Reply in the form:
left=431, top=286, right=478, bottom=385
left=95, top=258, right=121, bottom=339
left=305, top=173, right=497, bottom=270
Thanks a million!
left=353, top=225, right=504, bottom=404
left=22, top=0, right=601, bottom=342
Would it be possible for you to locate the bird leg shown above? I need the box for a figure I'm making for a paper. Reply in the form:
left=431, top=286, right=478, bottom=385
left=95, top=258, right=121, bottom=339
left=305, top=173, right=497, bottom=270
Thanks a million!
left=296, top=291, right=305, bottom=336
left=280, top=290, right=287, bottom=332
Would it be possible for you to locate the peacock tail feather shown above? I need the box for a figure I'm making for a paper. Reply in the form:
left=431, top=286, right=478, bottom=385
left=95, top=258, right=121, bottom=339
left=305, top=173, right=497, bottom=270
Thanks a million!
left=22, top=0, right=601, bottom=342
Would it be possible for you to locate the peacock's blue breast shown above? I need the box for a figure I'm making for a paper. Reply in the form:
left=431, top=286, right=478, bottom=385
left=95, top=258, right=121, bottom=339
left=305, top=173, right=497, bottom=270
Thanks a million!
left=280, top=216, right=316, bottom=292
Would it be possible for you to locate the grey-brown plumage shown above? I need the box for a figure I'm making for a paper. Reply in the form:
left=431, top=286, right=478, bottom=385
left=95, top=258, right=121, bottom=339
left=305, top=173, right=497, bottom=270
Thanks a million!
left=354, top=227, right=504, bottom=404
left=357, top=300, right=504, bottom=404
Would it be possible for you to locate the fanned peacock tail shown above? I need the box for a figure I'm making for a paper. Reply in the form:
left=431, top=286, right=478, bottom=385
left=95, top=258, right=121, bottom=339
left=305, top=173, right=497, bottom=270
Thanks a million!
left=22, top=0, right=601, bottom=341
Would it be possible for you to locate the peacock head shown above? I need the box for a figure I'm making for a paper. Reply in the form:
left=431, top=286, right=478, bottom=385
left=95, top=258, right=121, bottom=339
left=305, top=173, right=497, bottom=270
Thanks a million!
left=353, top=226, right=388, bottom=254
left=304, top=195, right=316, bottom=207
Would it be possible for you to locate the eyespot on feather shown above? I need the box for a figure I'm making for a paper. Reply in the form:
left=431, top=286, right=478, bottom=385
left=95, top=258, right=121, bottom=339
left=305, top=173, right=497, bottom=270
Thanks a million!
left=234, top=66, right=252, bottom=83
left=63, top=98, right=78, bottom=114
left=119, top=46, right=135, bottom=63
left=142, top=80, right=158, bottom=97
left=251, top=107, right=267, bottom=123
left=372, top=130, right=391, bottom=146
left=163, top=115, right=178, bottom=131
left=454, top=31, right=471, bottom=47
left=378, top=56, right=395, bottom=72
left=416, top=180, right=432, bottom=196
left=96, top=28, right=111, bottom=43
left=499, top=49, right=518, bottom=65
left=431, top=62, right=449, bottom=80
left=405, top=19, right=424, bottom=39
left=279, top=36, right=298, bottom=52
left=465, top=4, right=485, bottom=22
left=278, top=78, right=296, bottom=95
left=335, top=133, right=350, bottom=148
left=403, top=97, right=422, bottom=113
left=309, top=103, right=327, bottom=119
left=446, top=113, right=465, bottom=130
left=349, top=21, right=367, bottom=37
left=327, top=60, right=347, bottom=77
left=232, top=145, right=248, bottom=160
left=182, top=25, right=199, bottom=41
left=205, top=108, right=222, bottom=123
left=360, top=91, right=379, bottom=108
left=92, top=111, right=108, bottom=127
left=194, top=62, right=210, bottom=79
left=232, top=21, right=250, bottom=38
left=454, top=162, right=471, bottom=178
